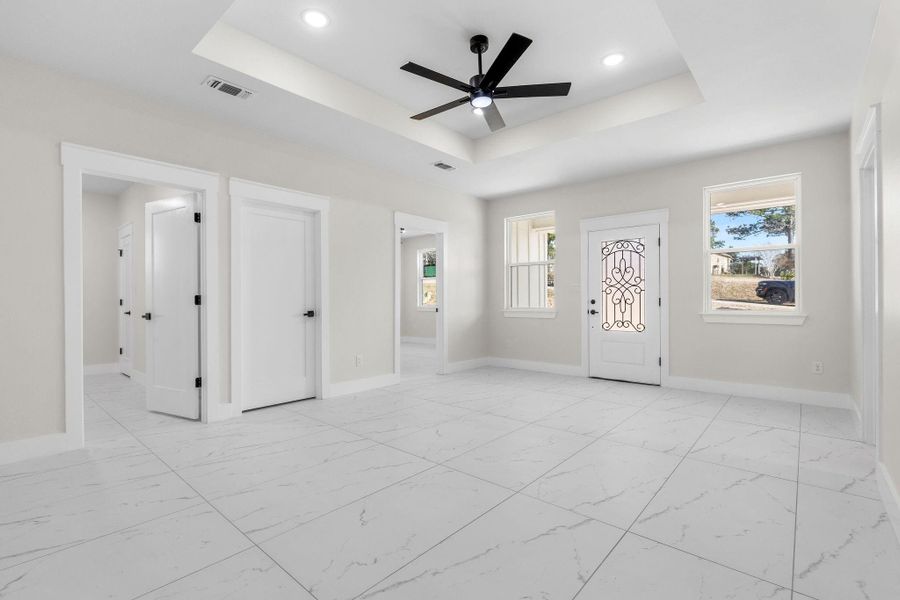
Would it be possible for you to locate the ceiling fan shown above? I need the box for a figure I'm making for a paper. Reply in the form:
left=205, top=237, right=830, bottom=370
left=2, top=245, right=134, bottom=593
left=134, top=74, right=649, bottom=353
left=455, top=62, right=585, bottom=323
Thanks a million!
left=401, top=33, right=572, bottom=132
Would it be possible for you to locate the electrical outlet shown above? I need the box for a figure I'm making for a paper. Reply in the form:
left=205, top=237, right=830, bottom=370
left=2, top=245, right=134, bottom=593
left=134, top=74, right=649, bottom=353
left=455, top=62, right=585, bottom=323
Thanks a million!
left=812, top=361, right=824, bottom=374
left=354, top=354, right=363, bottom=368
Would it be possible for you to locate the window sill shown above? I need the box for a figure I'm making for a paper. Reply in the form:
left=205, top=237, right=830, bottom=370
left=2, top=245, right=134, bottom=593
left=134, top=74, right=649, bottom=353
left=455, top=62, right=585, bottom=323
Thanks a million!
left=503, top=309, right=557, bottom=319
left=701, top=312, right=807, bottom=326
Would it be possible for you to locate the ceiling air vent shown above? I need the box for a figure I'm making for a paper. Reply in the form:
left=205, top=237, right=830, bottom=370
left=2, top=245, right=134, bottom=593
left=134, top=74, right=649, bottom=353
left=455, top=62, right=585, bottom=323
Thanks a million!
left=433, top=161, right=456, bottom=171
left=202, top=76, right=254, bottom=99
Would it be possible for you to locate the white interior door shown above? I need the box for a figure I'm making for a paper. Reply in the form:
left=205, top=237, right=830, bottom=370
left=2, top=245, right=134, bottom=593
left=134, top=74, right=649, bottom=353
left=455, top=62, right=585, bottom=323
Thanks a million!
left=145, top=195, right=200, bottom=419
left=117, top=224, right=134, bottom=377
left=588, top=224, right=661, bottom=384
left=241, top=202, right=316, bottom=410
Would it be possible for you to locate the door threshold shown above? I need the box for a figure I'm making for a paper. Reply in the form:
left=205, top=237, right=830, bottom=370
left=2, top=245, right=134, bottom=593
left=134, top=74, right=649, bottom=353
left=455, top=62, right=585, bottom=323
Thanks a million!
left=241, top=395, right=317, bottom=412
left=590, top=375, right=661, bottom=387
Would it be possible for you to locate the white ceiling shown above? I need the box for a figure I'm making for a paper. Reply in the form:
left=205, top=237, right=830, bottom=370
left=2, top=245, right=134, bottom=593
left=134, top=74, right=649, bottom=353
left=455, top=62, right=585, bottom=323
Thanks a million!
left=0, top=0, right=880, bottom=199
left=221, top=0, right=689, bottom=139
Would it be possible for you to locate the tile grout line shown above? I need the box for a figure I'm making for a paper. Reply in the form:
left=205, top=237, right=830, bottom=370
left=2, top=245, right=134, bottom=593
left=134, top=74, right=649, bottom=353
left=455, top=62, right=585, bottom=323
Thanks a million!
left=130, top=547, right=252, bottom=600
left=312, top=388, right=663, bottom=598
left=258, top=384, right=644, bottom=598
left=790, top=407, right=804, bottom=599
left=566, top=395, right=736, bottom=599
left=76, top=375, right=841, bottom=599
left=0, top=501, right=208, bottom=574
left=88, top=388, right=325, bottom=600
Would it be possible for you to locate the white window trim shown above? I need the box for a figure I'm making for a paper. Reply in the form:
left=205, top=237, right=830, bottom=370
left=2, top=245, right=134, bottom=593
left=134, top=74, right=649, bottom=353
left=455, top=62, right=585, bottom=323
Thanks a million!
left=416, top=247, right=438, bottom=310
left=701, top=173, right=807, bottom=325
left=503, top=211, right=557, bottom=318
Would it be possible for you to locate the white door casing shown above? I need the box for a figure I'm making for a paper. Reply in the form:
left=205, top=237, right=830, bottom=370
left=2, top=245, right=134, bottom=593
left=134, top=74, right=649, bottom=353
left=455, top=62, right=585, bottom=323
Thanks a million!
left=587, top=224, right=661, bottom=384
left=145, top=195, right=200, bottom=419
left=117, top=224, right=134, bottom=377
left=240, top=202, right=317, bottom=410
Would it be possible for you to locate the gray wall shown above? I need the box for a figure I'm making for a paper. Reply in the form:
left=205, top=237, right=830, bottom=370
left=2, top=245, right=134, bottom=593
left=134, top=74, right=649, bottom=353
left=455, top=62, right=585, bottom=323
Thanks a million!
left=487, top=132, right=852, bottom=394
left=0, top=55, right=488, bottom=443
left=82, top=192, right=119, bottom=366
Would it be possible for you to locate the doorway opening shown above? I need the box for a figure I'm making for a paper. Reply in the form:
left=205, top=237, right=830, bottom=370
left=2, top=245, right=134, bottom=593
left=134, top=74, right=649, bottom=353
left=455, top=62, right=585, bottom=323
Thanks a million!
left=62, top=143, right=221, bottom=454
left=81, top=174, right=203, bottom=442
left=394, top=212, right=448, bottom=378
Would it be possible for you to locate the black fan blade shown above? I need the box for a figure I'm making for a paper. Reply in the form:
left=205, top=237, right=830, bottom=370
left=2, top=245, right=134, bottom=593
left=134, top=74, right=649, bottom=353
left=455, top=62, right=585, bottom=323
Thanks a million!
left=411, top=96, right=470, bottom=120
left=480, top=33, right=532, bottom=91
left=401, top=62, right=473, bottom=93
left=482, top=102, right=506, bottom=132
left=494, top=82, right=571, bottom=98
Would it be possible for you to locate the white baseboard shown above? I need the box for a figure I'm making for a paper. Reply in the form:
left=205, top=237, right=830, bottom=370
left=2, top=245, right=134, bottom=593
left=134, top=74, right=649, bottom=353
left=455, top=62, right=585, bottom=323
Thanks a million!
left=328, top=358, right=853, bottom=412
left=401, top=336, right=436, bottom=346
left=326, top=373, right=403, bottom=398
left=129, top=370, right=146, bottom=385
left=486, top=357, right=584, bottom=377
left=83, top=363, right=119, bottom=375
left=878, top=462, right=900, bottom=547
left=444, top=357, right=492, bottom=373
left=445, top=357, right=581, bottom=376
left=0, top=432, right=82, bottom=466
left=664, top=375, right=853, bottom=410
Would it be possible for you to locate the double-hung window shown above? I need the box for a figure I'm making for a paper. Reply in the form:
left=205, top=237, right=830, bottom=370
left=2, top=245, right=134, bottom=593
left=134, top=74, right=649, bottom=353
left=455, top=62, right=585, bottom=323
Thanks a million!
left=417, top=248, right=437, bottom=309
left=504, top=212, right=556, bottom=317
left=703, top=174, right=804, bottom=324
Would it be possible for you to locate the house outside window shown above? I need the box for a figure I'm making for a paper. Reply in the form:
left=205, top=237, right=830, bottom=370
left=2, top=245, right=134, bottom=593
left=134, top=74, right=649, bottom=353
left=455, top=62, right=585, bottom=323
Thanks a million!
left=417, top=248, right=437, bottom=309
left=504, top=212, right=556, bottom=317
left=703, top=174, right=804, bottom=324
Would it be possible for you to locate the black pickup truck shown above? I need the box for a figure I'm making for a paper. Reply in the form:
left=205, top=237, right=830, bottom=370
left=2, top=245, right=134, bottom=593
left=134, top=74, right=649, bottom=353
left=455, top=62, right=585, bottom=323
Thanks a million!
left=755, top=280, right=795, bottom=305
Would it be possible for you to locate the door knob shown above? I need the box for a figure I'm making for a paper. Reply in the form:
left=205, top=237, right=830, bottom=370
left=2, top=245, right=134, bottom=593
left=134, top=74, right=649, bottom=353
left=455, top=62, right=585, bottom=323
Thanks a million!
left=590, top=299, right=596, bottom=305
left=304, top=310, right=316, bottom=318
left=141, top=312, right=152, bottom=320
left=589, top=309, right=598, bottom=315
left=124, top=311, right=131, bottom=315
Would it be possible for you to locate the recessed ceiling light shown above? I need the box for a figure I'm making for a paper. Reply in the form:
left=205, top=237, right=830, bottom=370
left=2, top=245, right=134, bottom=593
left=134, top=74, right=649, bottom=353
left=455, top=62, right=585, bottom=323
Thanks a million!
left=602, top=53, right=625, bottom=67
left=301, top=9, right=330, bottom=28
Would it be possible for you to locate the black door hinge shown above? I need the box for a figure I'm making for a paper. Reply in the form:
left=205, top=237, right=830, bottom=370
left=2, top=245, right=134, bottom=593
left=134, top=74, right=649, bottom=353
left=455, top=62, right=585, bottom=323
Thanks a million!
left=658, top=357, right=662, bottom=366
left=118, top=249, right=123, bottom=257
left=119, top=298, right=123, bottom=306
left=658, top=297, right=662, bottom=307
left=195, top=377, right=202, bottom=388
left=194, top=294, right=202, bottom=306
left=119, top=347, right=123, bottom=355
left=194, top=212, right=201, bottom=223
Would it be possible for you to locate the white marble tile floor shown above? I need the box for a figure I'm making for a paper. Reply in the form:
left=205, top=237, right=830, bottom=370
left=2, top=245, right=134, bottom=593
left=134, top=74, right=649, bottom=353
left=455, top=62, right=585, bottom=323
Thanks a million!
left=1, top=368, right=897, bottom=600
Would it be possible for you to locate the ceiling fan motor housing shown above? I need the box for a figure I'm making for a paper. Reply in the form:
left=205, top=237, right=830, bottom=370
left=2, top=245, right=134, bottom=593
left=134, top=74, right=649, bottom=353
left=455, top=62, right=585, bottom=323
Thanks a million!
left=401, top=32, right=571, bottom=132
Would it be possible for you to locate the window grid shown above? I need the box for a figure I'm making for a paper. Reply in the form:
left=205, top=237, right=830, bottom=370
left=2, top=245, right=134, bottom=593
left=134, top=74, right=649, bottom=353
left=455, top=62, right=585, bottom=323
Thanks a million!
left=505, top=212, right=556, bottom=311
left=417, top=248, right=437, bottom=308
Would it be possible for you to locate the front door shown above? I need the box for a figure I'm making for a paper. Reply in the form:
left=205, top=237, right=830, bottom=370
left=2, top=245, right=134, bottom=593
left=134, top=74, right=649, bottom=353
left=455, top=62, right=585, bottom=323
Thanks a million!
left=240, top=202, right=317, bottom=410
left=588, top=224, right=661, bottom=384
left=144, top=195, right=200, bottom=419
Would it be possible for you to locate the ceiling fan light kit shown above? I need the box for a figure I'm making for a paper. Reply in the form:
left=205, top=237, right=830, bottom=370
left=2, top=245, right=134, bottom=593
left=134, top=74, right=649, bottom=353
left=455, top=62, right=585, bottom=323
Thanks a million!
left=401, top=33, right=572, bottom=132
